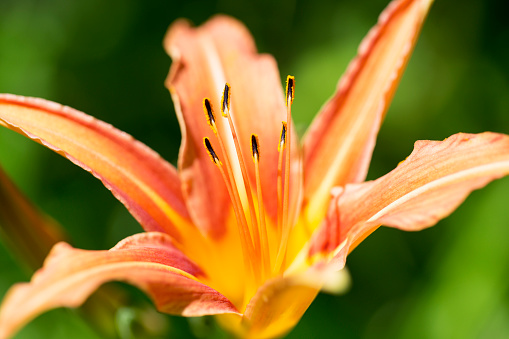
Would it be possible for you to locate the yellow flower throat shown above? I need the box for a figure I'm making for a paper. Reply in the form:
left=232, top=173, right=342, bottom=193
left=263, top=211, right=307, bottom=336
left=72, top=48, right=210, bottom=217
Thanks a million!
left=202, top=76, right=295, bottom=287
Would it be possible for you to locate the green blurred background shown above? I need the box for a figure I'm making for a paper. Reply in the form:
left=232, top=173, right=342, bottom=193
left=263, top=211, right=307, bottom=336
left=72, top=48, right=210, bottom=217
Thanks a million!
left=1, top=0, right=508, bottom=338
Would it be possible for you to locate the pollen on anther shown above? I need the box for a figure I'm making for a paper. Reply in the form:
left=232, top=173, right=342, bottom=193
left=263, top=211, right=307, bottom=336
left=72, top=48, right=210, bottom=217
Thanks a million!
left=286, top=75, right=295, bottom=106
left=251, top=134, right=260, bottom=161
left=278, top=122, right=287, bottom=152
left=221, top=83, right=231, bottom=117
left=203, top=137, right=221, bottom=165
left=203, top=98, right=217, bottom=133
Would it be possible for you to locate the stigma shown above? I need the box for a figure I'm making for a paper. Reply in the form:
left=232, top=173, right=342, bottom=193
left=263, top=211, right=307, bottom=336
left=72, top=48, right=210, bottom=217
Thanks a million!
left=202, top=76, right=295, bottom=282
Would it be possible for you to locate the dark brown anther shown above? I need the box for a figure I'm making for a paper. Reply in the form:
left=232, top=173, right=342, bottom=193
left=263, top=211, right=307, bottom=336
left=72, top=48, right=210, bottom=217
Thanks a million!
left=286, top=75, right=295, bottom=105
left=221, top=83, right=231, bottom=116
left=251, top=134, right=260, bottom=161
left=204, top=137, right=221, bottom=165
left=203, top=98, right=216, bottom=127
left=278, top=122, right=287, bottom=152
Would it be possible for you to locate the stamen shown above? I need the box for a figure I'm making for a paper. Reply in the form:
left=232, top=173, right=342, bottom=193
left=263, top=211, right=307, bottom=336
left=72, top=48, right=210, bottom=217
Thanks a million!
left=274, top=75, right=295, bottom=273
left=202, top=137, right=257, bottom=281
left=251, top=134, right=270, bottom=277
left=276, top=122, right=287, bottom=244
left=203, top=98, right=217, bottom=134
left=204, top=99, right=254, bottom=255
left=220, top=84, right=262, bottom=263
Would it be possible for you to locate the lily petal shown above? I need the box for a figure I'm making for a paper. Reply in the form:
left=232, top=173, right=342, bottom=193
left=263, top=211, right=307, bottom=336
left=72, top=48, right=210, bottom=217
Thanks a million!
left=0, top=164, right=65, bottom=271
left=0, top=232, right=239, bottom=339
left=242, top=279, right=317, bottom=338
left=302, top=0, right=434, bottom=228
left=310, top=132, right=509, bottom=268
left=0, top=94, right=193, bottom=241
left=0, top=164, right=128, bottom=338
left=233, top=263, right=352, bottom=339
left=165, top=16, right=302, bottom=238
left=217, top=267, right=333, bottom=339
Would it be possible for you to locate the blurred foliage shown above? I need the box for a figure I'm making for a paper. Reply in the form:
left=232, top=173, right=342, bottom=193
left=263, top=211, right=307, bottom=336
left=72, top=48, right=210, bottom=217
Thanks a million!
left=0, top=0, right=508, bottom=338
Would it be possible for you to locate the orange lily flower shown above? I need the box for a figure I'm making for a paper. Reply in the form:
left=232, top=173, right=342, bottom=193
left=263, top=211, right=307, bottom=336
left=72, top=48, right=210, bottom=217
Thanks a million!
left=1, top=0, right=509, bottom=338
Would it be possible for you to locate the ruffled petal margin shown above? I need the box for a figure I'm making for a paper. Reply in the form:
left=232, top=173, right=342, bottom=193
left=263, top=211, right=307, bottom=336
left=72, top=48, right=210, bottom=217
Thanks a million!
left=165, top=16, right=302, bottom=238
left=0, top=232, right=239, bottom=339
left=0, top=94, right=193, bottom=241
left=302, top=0, right=434, bottom=228
left=310, top=132, right=509, bottom=268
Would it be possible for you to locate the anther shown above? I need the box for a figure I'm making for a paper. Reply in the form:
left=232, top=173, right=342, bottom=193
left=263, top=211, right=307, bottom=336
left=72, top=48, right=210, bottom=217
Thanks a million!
left=286, top=76, right=295, bottom=106
left=203, top=98, right=217, bottom=133
left=203, top=137, right=220, bottom=166
left=251, top=134, right=260, bottom=161
left=278, top=122, right=287, bottom=152
left=221, top=83, right=231, bottom=117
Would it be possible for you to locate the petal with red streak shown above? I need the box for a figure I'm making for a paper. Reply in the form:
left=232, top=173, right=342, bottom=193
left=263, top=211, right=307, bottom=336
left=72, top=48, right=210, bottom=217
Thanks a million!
left=0, top=232, right=239, bottom=339
left=302, top=0, right=434, bottom=228
left=165, top=16, right=302, bottom=238
left=0, top=94, right=193, bottom=241
left=309, top=133, right=509, bottom=268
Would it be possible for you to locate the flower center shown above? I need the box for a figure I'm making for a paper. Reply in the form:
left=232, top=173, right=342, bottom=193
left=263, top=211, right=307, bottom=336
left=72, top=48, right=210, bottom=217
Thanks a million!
left=202, top=76, right=295, bottom=285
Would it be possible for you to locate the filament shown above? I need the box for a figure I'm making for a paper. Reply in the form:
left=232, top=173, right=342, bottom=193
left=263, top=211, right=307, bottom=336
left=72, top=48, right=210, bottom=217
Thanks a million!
left=203, top=137, right=256, bottom=281
left=274, top=75, right=295, bottom=273
left=221, top=84, right=262, bottom=261
left=251, top=134, right=270, bottom=278
left=276, top=122, right=286, bottom=245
